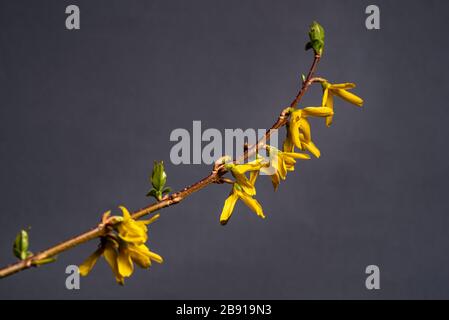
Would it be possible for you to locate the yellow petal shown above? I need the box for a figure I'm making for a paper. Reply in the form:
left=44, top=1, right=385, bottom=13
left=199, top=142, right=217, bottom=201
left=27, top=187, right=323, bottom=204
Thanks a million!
left=233, top=164, right=255, bottom=174
left=321, top=87, right=329, bottom=106
left=302, top=106, right=334, bottom=118
left=220, top=192, right=239, bottom=225
left=271, top=172, right=280, bottom=191
left=285, top=162, right=295, bottom=172
left=119, top=206, right=132, bottom=221
left=284, top=156, right=296, bottom=168
left=128, top=244, right=154, bottom=268
left=289, top=110, right=304, bottom=150
left=333, top=88, right=363, bottom=107
left=79, top=247, right=103, bottom=276
left=298, top=118, right=311, bottom=143
left=249, top=170, right=259, bottom=186
left=103, top=242, right=124, bottom=284
left=303, top=141, right=321, bottom=158
left=131, top=244, right=163, bottom=266
left=282, top=150, right=309, bottom=172
left=118, top=222, right=148, bottom=245
left=230, top=160, right=265, bottom=196
left=240, top=184, right=256, bottom=196
left=277, top=156, right=287, bottom=180
left=117, top=216, right=148, bottom=245
left=148, top=250, right=163, bottom=264
left=142, top=213, right=160, bottom=225
left=282, top=136, right=295, bottom=153
left=325, top=94, right=334, bottom=127
left=232, top=159, right=264, bottom=174
left=329, top=82, right=356, bottom=89
left=283, top=152, right=311, bottom=160
left=130, top=251, right=151, bottom=268
left=284, top=157, right=296, bottom=167
left=232, top=172, right=256, bottom=196
left=117, top=245, right=134, bottom=277
left=237, top=190, right=265, bottom=219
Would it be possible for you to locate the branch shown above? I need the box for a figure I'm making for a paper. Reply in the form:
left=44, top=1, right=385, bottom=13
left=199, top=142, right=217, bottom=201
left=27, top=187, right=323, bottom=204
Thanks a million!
left=0, top=53, right=321, bottom=279
left=237, top=54, right=321, bottom=164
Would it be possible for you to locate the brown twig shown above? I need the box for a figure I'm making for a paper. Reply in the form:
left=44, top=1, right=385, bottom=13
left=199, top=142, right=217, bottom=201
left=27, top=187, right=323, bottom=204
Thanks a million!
left=236, top=54, right=321, bottom=164
left=0, top=54, right=321, bottom=279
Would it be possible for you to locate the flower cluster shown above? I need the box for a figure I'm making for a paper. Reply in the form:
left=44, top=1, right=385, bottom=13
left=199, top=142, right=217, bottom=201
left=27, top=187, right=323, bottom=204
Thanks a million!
left=79, top=206, right=162, bottom=285
left=219, top=81, right=363, bottom=225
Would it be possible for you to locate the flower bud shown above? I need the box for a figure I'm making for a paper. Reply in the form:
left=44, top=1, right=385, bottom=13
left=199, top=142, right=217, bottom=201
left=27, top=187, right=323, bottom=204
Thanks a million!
left=305, top=21, right=325, bottom=56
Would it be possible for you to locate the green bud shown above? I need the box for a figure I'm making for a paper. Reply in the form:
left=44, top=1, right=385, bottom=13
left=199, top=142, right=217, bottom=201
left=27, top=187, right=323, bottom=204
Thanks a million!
left=13, top=230, right=29, bottom=260
left=151, top=161, right=167, bottom=191
left=305, top=21, right=325, bottom=56
left=301, top=74, right=306, bottom=82
left=147, top=161, right=171, bottom=201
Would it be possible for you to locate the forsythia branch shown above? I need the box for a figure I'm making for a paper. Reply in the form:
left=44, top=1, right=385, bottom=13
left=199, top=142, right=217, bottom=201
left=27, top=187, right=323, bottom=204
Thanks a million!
left=0, top=54, right=318, bottom=279
left=0, top=22, right=364, bottom=282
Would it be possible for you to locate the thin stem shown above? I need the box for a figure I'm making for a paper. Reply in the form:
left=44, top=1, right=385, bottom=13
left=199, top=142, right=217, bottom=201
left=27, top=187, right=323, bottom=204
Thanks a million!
left=237, top=54, right=321, bottom=164
left=0, top=53, right=321, bottom=279
left=290, top=54, right=321, bottom=109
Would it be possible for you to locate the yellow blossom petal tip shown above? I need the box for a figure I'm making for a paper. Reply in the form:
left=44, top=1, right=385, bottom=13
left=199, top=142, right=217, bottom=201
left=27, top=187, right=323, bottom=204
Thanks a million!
left=117, top=246, right=134, bottom=277
left=334, top=89, right=363, bottom=107
left=78, top=248, right=103, bottom=277
left=143, top=213, right=160, bottom=225
left=219, top=192, right=239, bottom=225
left=119, top=206, right=132, bottom=220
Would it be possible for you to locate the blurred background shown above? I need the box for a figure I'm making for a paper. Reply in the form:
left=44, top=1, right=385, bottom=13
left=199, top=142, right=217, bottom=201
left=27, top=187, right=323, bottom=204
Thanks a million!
left=0, top=0, right=448, bottom=299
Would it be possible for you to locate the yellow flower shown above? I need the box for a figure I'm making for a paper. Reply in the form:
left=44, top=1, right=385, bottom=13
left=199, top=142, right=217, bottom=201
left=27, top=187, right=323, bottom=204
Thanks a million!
left=220, top=184, right=265, bottom=225
left=226, top=158, right=267, bottom=196
left=288, top=109, right=305, bottom=151
left=102, top=240, right=125, bottom=285
left=301, top=139, right=321, bottom=158
left=79, top=237, right=125, bottom=285
left=116, top=242, right=163, bottom=278
left=79, top=207, right=162, bottom=285
left=322, top=81, right=363, bottom=127
left=282, top=126, right=295, bottom=153
left=261, top=146, right=310, bottom=190
left=287, top=108, right=331, bottom=158
left=116, top=206, right=150, bottom=245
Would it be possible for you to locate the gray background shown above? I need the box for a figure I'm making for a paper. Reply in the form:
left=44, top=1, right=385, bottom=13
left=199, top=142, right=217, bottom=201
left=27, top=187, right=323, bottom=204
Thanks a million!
left=0, top=0, right=448, bottom=299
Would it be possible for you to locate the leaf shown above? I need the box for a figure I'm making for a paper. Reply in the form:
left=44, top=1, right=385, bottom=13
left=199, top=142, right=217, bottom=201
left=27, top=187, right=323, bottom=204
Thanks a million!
left=13, top=230, right=29, bottom=260
left=162, top=187, right=172, bottom=194
left=305, top=41, right=313, bottom=51
left=146, top=188, right=158, bottom=198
